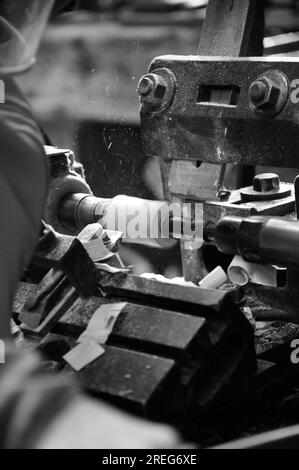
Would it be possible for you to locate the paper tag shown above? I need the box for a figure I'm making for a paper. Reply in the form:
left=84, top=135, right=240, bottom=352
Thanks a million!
left=78, top=302, right=127, bottom=344
left=63, top=340, right=105, bottom=371
left=83, top=237, right=111, bottom=261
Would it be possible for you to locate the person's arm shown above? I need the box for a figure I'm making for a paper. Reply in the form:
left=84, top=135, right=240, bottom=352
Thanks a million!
left=0, top=343, right=77, bottom=448
left=0, top=76, right=49, bottom=337
left=0, top=343, right=179, bottom=449
left=0, top=78, right=179, bottom=449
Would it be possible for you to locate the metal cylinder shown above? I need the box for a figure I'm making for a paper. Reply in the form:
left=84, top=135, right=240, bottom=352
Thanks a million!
left=214, top=215, right=299, bottom=267
left=58, top=193, right=106, bottom=232
left=58, top=193, right=177, bottom=249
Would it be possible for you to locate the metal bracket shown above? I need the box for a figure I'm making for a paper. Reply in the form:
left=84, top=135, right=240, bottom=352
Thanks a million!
left=141, top=57, right=299, bottom=168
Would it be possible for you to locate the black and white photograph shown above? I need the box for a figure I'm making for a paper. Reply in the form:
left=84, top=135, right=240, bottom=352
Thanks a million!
left=1, top=0, right=299, bottom=454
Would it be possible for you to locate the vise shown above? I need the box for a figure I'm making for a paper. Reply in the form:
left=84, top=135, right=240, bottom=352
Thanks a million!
left=13, top=143, right=258, bottom=440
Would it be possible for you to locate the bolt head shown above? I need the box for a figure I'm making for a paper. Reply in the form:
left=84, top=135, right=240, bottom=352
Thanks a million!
left=253, top=173, right=280, bottom=193
left=249, top=76, right=282, bottom=112
left=137, top=73, right=167, bottom=108
left=249, top=80, right=267, bottom=102
left=137, top=68, right=176, bottom=114
left=137, top=76, right=154, bottom=97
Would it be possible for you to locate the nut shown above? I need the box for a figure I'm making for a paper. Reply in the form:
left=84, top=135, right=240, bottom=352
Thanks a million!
left=249, top=77, right=280, bottom=111
left=253, top=173, right=280, bottom=193
left=138, top=76, right=154, bottom=97
left=137, top=73, right=167, bottom=108
left=249, top=80, right=268, bottom=103
left=248, top=70, right=289, bottom=117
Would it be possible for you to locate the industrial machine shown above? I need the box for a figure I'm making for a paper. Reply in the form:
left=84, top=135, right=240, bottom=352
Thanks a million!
left=14, top=0, right=299, bottom=445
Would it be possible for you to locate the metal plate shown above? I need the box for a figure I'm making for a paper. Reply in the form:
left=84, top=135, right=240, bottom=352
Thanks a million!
left=141, top=57, right=299, bottom=167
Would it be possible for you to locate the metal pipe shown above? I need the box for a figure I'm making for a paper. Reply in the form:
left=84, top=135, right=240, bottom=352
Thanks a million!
left=58, top=193, right=177, bottom=249
left=213, top=215, right=299, bottom=267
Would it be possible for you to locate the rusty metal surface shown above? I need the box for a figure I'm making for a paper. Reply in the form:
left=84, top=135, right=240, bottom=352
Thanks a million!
left=15, top=220, right=299, bottom=441
left=198, top=0, right=263, bottom=57
left=16, top=224, right=104, bottom=336
left=211, top=215, right=299, bottom=320
left=136, top=0, right=264, bottom=283
left=15, top=220, right=257, bottom=430
left=40, top=333, right=177, bottom=417
left=203, top=183, right=295, bottom=231
left=190, top=0, right=263, bottom=199
left=96, top=269, right=229, bottom=313
left=56, top=297, right=208, bottom=359
left=141, top=57, right=299, bottom=168
left=33, top=235, right=99, bottom=297
left=36, top=269, right=256, bottom=427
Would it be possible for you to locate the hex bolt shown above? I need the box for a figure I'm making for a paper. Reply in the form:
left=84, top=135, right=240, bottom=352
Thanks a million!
left=241, top=168, right=290, bottom=202
left=248, top=72, right=288, bottom=116
left=249, top=77, right=281, bottom=111
left=137, top=73, right=167, bottom=108
left=253, top=173, right=280, bottom=193
left=138, top=76, right=154, bottom=97
left=249, top=80, right=268, bottom=103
